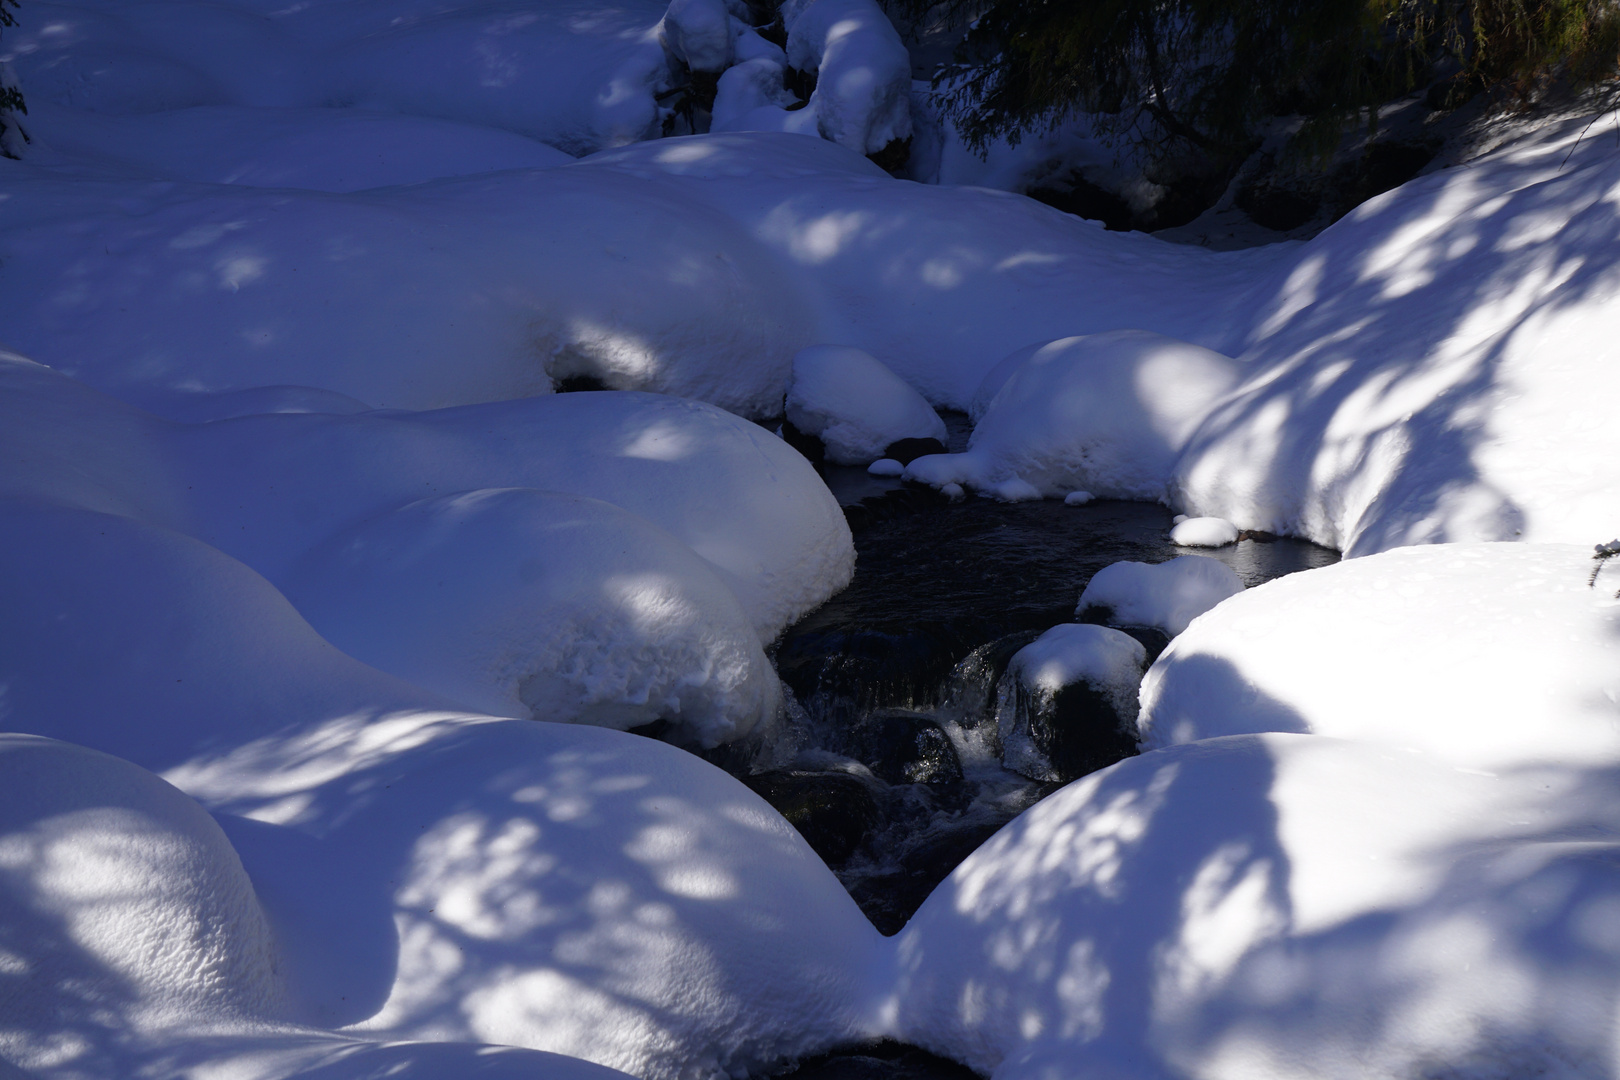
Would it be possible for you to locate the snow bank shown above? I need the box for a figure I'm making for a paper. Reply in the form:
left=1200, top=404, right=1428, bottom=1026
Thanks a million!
left=1139, top=542, right=1620, bottom=771
left=0, top=351, right=855, bottom=712
left=574, top=134, right=1262, bottom=409
left=1175, top=121, right=1620, bottom=554
left=1077, top=555, right=1244, bottom=637
left=894, top=731, right=1620, bottom=1080
left=904, top=331, right=1244, bottom=500
left=0, top=166, right=815, bottom=419
left=0, top=735, right=286, bottom=1068
left=785, top=344, right=946, bottom=464
left=0, top=499, right=883, bottom=1079
left=8, top=0, right=674, bottom=155
left=27, top=101, right=573, bottom=192
left=282, top=488, right=781, bottom=745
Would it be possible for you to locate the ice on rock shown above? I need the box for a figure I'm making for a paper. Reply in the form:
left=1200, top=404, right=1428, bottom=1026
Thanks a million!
left=1168, top=515, right=1240, bottom=547
left=785, top=344, right=947, bottom=465
left=1077, top=554, right=1245, bottom=638
left=282, top=488, right=781, bottom=746
left=1139, top=543, right=1620, bottom=771
left=903, top=331, right=1243, bottom=501
left=997, top=624, right=1146, bottom=782
left=0, top=735, right=288, bottom=1055
left=895, top=732, right=1620, bottom=1080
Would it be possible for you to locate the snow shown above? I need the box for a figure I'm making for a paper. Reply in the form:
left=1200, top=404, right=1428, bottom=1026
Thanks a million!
left=1064, top=490, right=1095, bottom=506
left=783, top=0, right=911, bottom=156
left=1139, top=543, right=1620, bottom=771
left=280, top=488, right=782, bottom=746
left=1169, top=516, right=1240, bottom=547
left=8, top=0, right=676, bottom=155
left=1076, top=555, right=1246, bottom=638
left=785, top=344, right=947, bottom=464
left=867, top=457, right=905, bottom=477
left=5, top=4, right=1620, bottom=1076
left=0, top=499, right=883, bottom=1079
left=24, top=101, right=574, bottom=192
left=903, top=331, right=1245, bottom=501
left=0, top=734, right=287, bottom=1048
left=893, top=731, right=1620, bottom=1080
left=1008, top=624, right=1148, bottom=699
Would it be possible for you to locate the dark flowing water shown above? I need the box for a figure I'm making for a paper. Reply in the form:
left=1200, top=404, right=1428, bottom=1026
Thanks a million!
left=710, top=417, right=1338, bottom=936
left=719, top=418, right=1337, bottom=1077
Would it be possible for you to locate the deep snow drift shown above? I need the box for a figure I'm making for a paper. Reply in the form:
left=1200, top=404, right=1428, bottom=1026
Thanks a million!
left=3, top=1, right=1620, bottom=1076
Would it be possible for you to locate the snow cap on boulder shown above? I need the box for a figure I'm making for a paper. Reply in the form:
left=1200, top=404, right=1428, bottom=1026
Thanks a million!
left=905, top=331, right=1243, bottom=501
left=1077, top=554, right=1244, bottom=638
left=786, top=344, right=946, bottom=465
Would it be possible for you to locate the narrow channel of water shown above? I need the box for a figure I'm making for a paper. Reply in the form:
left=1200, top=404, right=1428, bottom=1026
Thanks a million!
left=711, top=414, right=1338, bottom=937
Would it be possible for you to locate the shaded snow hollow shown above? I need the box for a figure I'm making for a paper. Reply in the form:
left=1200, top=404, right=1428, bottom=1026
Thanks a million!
left=1, top=4, right=1619, bottom=1078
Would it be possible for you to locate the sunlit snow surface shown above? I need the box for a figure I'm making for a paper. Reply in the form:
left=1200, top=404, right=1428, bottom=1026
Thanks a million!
left=2, top=1, right=1620, bottom=1077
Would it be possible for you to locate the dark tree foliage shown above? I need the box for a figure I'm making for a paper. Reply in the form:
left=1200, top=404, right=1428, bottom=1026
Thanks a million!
left=0, top=0, right=25, bottom=160
left=899, top=0, right=1620, bottom=163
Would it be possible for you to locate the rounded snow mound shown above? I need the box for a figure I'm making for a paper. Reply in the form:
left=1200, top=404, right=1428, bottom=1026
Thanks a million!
left=785, top=345, right=946, bottom=465
left=0, top=735, right=287, bottom=1052
left=1077, top=554, right=1244, bottom=638
left=1138, top=543, right=1620, bottom=769
left=904, top=330, right=1243, bottom=501
left=1169, top=515, right=1239, bottom=547
left=894, top=731, right=1620, bottom=1080
left=283, top=488, right=781, bottom=746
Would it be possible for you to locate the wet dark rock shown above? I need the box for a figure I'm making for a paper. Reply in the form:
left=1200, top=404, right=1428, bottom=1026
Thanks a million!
left=1028, top=172, right=1136, bottom=230
left=784, top=66, right=817, bottom=101
left=774, top=1040, right=980, bottom=1080
left=1001, top=678, right=1140, bottom=784
left=881, top=436, right=947, bottom=465
left=552, top=374, right=610, bottom=393
left=742, top=770, right=880, bottom=866
left=780, top=417, right=825, bottom=465
left=868, top=135, right=912, bottom=174
left=840, top=710, right=962, bottom=788
left=1237, top=140, right=1439, bottom=231
left=845, top=819, right=1011, bottom=935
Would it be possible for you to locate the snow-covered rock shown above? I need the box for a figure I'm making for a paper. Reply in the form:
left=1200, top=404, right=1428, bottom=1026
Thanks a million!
left=1077, top=555, right=1245, bottom=638
left=660, top=0, right=735, bottom=73
left=282, top=488, right=781, bottom=745
left=894, top=731, right=1620, bottom=1080
left=0, top=735, right=288, bottom=1073
left=785, top=344, right=946, bottom=464
left=905, top=331, right=1243, bottom=501
left=712, top=57, right=799, bottom=131
left=1139, top=542, right=1620, bottom=771
left=783, top=0, right=911, bottom=157
left=996, top=624, right=1147, bottom=782
left=0, top=354, right=854, bottom=647
left=1168, top=516, right=1240, bottom=547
